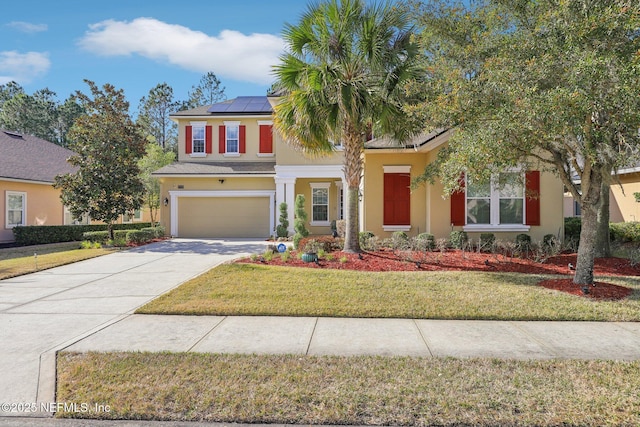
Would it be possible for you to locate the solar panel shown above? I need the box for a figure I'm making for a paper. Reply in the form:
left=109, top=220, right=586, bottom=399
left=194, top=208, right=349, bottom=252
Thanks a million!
left=207, top=96, right=272, bottom=114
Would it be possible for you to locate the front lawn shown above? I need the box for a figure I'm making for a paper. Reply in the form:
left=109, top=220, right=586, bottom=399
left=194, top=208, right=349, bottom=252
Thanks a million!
left=57, top=352, right=640, bottom=426
left=137, top=263, right=640, bottom=321
left=0, top=242, right=118, bottom=280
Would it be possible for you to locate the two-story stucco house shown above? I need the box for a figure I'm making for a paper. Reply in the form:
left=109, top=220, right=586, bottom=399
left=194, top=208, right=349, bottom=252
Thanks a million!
left=154, top=96, right=565, bottom=243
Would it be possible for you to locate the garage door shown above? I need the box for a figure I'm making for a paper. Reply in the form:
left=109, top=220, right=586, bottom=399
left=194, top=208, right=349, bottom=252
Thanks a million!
left=177, top=197, right=271, bottom=238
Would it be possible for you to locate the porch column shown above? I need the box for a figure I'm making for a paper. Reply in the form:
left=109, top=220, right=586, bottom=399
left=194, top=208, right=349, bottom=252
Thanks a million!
left=275, top=177, right=296, bottom=235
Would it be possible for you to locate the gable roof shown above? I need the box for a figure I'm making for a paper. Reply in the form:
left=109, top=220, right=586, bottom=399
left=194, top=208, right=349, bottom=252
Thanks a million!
left=365, top=129, right=449, bottom=150
left=170, top=96, right=273, bottom=118
left=0, top=130, right=76, bottom=183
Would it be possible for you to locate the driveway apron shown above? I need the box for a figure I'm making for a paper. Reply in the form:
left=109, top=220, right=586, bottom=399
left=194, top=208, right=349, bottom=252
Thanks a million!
left=0, top=238, right=267, bottom=416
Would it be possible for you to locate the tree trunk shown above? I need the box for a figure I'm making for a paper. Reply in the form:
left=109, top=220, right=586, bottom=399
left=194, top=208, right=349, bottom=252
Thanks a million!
left=574, top=171, right=602, bottom=286
left=107, top=222, right=115, bottom=241
left=342, top=128, right=363, bottom=253
left=594, top=181, right=611, bottom=258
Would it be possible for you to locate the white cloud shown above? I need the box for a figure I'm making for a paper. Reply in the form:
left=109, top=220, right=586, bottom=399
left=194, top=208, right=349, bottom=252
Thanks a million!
left=78, top=17, right=284, bottom=85
left=0, top=51, right=51, bottom=85
left=6, top=21, right=48, bottom=33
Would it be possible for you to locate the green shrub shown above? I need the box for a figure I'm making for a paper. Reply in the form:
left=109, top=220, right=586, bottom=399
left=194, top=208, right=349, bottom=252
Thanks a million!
left=479, top=233, right=495, bottom=252
left=126, top=229, right=155, bottom=244
left=298, top=236, right=343, bottom=253
left=141, top=226, right=165, bottom=239
left=564, top=217, right=581, bottom=243
left=414, top=233, right=435, bottom=251
left=610, top=222, right=640, bottom=243
left=359, top=231, right=375, bottom=248
left=449, top=231, right=468, bottom=249
left=390, top=231, right=410, bottom=250
left=82, top=231, right=109, bottom=243
left=293, top=195, right=309, bottom=249
left=276, top=202, right=289, bottom=238
left=12, top=222, right=152, bottom=246
left=515, top=234, right=532, bottom=251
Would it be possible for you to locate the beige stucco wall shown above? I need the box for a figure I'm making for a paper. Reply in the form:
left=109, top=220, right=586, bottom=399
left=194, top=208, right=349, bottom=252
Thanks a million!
left=610, top=173, right=640, bottom=222
left=176, top=116, right=276, bottom=163
left=361, top=148, right=565, bottom=243
left=293, top=178, right=343, bottom=235
left=361, top=151, right=428, bottom=238
left=1, top=181, right=65, bottom=242
left=273, top=132, right=345, bottom=166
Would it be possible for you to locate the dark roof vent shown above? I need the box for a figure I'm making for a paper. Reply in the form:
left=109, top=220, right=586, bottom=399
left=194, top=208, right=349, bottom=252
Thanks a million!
left=3, top=130, right=24, bottom=139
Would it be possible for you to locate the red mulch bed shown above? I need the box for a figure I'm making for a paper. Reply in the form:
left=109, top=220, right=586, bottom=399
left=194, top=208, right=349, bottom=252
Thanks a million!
left=239, top=249, right=639, bottom=301
left=538, top=279, right=633, bottom=301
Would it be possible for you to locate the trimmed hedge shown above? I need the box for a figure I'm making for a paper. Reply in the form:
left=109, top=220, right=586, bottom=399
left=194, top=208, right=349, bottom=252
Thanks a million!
left=610, top=222, right=640, bottom=243
left=12, top=223, right=153, bottom=246
left=564, top=217, right=581, bottom=243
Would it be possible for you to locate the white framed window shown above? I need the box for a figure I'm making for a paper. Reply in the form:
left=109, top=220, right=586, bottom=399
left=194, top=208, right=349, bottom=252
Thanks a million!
left=225, top=121, right=240, bottom=154
left=310, top=183, right=330, bottom=226
left=122, top=210, right=142, bottom=223
left=6, top=191, right=26, bottom=228
left=190, top=122, right=206, bottom=155
left=64, top=207, right=90, bottom=225
left=465, top=172, right=529, bottom=232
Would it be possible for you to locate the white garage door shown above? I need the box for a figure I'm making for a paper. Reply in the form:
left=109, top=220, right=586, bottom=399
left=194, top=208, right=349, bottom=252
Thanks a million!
left=177, top=196, right=271, bottom=238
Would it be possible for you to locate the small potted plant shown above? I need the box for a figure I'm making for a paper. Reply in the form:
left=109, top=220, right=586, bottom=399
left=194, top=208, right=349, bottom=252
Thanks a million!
left=301, top=240, right=321, bottom=263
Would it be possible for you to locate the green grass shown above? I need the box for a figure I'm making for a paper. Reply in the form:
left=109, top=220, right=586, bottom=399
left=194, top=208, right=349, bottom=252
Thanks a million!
left=57, top=352, right=640, bottom=426
left=0, top=242, right=118, bottom=280
left=137, top=263, right=640, bottom=321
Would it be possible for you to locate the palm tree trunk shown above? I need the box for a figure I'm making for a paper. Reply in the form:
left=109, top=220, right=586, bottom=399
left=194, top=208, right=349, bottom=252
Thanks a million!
left=342, top=130, right=363, bottom=253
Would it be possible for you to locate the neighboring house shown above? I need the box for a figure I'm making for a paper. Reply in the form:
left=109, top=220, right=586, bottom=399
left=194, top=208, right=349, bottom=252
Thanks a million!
left=0, top=130, right=76, bottom=243
left=154, top=96, right=565, bottom=242
left=564, top=166, right=640, bottom=222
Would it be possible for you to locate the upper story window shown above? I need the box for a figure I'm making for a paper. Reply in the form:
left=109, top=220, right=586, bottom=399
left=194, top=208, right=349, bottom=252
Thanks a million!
left=6, top=191, right=26, bottom=228
left=226, top=124, right=239, bottom=153
left=220, top=121, right=245, bottom=156
left=466, top=172, right=525, bottom=226
left=192, top=125, right=205, bottom=154
left=186, top=121, right=210, bottom=157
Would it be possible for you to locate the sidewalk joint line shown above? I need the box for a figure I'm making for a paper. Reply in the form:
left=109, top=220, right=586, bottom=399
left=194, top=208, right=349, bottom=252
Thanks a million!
left=187, top=316, right=228, bottom=352
left=413, top=319, right=434, bottom=358
left=305, top=317, right=319, bottom=355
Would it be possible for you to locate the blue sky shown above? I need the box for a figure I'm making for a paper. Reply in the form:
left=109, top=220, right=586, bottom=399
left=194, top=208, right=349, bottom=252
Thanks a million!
left=0, top=0, right=311, bottom=111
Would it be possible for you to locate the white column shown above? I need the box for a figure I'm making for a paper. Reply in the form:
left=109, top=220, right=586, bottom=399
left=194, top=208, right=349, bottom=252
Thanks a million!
left=275, top=177, right=296, bottom=235
left=285, top=178, right=296, bottom=234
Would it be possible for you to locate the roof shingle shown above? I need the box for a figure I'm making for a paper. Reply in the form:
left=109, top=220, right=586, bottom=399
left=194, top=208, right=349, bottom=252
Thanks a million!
left=0, top=130, right=76, bottom=183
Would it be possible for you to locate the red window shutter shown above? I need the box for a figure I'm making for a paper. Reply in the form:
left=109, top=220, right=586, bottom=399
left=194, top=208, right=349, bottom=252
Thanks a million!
left=525, top=170, right=541, bottom=226
left=239, top=125, right=246, bottom=154
left=450, top=173, right=466, bottom=226
left=259, top=125, right=273, bottom=153
left=185, top=126, right=192, bottom=154
left=218, top=125, right=226, bottom=153
left=205, top=125, right=213, bottom=154
left=384, top=173, right=411, bottom=225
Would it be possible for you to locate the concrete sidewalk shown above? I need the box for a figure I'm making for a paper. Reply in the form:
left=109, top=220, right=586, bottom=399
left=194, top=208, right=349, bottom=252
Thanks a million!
left=64, top=314, right=640, bottom=360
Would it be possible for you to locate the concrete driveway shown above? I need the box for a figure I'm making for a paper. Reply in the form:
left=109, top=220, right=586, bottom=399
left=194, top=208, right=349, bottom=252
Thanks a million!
left=0, top=238, right=269, bottom=416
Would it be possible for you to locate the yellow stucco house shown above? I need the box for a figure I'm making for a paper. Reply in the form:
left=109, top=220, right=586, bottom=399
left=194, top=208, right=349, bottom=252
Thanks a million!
left=0, top=130, right=77, bottom=243
left=154, top=96, right=565, bottom=242
left=564, top=166, right=640, bottom=222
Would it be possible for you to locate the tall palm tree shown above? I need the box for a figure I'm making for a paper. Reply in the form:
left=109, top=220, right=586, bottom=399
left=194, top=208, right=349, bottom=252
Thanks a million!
left=272, top=0, right=422, bottom=253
